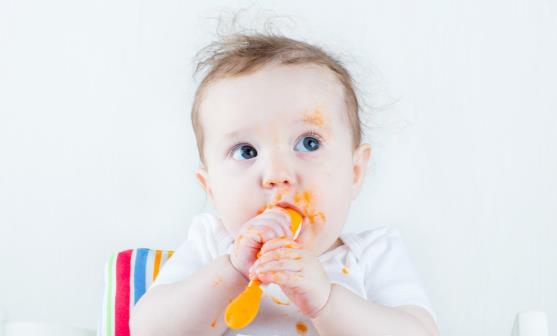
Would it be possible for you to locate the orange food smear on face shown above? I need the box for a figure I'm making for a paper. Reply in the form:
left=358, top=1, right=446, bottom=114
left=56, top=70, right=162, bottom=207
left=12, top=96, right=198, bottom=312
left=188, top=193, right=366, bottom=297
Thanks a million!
left=211, top=319, right=216, bottom=327
left=256, top=206, right=266, bottom=215
left=296, top=321, right=309, bottom=334
left=303, top=106, right=326, bottom=128
left=212, top=276, right=223, bottom=287
left=282, top=189, right=327, bottom=251
left=256, top=187, right=328, bottom=252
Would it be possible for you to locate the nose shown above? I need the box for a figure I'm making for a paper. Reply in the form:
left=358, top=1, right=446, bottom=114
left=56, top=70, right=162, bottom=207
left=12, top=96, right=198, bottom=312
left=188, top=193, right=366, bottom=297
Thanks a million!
left=261, top=154, right=297, bottom=189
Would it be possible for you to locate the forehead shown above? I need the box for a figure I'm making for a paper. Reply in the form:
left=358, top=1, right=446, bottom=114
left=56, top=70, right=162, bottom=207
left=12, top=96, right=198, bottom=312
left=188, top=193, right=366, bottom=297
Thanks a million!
left=198, top=63, right=350, bottom=144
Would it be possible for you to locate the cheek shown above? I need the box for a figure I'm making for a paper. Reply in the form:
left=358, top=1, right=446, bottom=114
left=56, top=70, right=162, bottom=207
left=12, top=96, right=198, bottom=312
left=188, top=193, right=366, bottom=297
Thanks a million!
left=308, top=155, right=353, bottom=194
left=209, top=172, right=261, bottom=236
left=299, top=162, right=353, bottom=239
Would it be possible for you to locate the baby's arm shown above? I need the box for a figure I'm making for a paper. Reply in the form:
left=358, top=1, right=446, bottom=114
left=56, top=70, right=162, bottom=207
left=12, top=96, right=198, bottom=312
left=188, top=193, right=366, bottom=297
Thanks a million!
left=311, top=284, right=439, bottom=336
left=251, top=237, right=438, bottom=335
left=130, top=254, right=246, bottom=336
left=130, top=208, right=294, bottom=336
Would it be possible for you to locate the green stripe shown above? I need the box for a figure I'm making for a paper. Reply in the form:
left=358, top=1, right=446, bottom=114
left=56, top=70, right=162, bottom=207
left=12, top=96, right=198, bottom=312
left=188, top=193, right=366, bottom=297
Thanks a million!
left=105, top=253, right=116, bottom=336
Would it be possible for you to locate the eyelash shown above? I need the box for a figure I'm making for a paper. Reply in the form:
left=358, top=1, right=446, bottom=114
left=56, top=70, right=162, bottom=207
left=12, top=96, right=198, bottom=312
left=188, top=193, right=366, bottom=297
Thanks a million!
left=301, top=131, right=324, bottom=149
left=227, top=131, right=323, bottom=157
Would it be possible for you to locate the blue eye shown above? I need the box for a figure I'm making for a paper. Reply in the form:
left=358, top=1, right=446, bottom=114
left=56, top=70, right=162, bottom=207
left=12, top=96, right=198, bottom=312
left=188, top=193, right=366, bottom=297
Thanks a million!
left=231, top=144, right=257, bottom=160
left=295, top=135, right=320, bottom=152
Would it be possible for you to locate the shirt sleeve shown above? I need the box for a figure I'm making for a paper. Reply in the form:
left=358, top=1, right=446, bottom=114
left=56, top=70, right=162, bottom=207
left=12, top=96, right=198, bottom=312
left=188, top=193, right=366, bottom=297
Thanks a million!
left=355, top=227, right=437, bottom=323
left=150, top=213, right=224, bottom=288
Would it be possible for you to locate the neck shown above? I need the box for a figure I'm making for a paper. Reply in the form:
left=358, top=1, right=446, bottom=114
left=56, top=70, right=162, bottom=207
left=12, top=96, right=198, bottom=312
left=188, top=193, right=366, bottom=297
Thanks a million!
left=324, top=238, right=342, bottom=253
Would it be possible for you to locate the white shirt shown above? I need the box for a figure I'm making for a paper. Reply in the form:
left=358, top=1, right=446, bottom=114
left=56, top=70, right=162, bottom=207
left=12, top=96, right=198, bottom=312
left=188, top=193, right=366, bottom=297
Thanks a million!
left=152, top=213, right=436, bottom=336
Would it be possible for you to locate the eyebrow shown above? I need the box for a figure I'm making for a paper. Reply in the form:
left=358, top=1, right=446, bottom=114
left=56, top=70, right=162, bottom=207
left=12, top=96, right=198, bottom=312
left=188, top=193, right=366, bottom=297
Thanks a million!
left=218, top=117, right=329, bottom=147
left=221, top=126, right=256, bottom=140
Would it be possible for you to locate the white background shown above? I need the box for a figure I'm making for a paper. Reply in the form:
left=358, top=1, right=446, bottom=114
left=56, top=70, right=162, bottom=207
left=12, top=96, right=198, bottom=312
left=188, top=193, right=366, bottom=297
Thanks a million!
left=1, top=0, right=556, bottom=335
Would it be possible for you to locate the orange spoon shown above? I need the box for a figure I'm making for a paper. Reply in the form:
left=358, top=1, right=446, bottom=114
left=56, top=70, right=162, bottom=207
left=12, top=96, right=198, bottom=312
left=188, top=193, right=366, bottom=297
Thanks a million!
left=225, top=207, right=303, bottom=329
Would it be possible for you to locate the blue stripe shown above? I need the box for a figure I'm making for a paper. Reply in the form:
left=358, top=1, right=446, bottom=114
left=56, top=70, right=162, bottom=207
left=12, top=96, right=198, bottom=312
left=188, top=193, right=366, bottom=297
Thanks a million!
left=133, top=248, right=149, bottom=304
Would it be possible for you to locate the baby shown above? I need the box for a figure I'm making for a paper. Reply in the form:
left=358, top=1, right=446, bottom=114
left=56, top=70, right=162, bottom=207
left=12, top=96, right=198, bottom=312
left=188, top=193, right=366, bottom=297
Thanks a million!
left=130, top=34, right=439, bottom=336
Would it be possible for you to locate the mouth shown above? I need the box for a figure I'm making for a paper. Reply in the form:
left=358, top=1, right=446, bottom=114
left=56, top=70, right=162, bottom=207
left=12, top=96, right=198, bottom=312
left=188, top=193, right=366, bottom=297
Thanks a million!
left=274, top=201, right=304, bottom=217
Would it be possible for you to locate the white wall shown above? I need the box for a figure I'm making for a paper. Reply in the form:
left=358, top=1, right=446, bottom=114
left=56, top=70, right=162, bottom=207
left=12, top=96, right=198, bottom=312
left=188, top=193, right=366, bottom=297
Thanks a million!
left=1, top=0, right=555, bottom=334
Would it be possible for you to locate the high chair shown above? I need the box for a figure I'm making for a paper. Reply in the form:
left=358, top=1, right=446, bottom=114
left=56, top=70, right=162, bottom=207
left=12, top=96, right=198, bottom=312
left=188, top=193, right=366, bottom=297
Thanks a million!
left=95, top=249, right=549, bottom=336
left=97, top=248, right=174, bottom=336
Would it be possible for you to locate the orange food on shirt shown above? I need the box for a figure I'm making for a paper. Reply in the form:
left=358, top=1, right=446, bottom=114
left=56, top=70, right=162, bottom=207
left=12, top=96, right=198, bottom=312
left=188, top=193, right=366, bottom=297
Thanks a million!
left=296, top=321, right=309, bottom=334
left=271, top=296, right=290, bottom=305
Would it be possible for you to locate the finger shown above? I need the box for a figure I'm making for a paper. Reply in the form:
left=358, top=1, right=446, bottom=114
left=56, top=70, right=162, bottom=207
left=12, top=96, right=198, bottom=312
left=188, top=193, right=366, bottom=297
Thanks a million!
left=257, top=270, right=303, bottom=286
left=251, top=218, right=288, bottom=240
left=260, top=237, right=300, bottom=256
left=242, top=225, right=276, bottom=247
left=253, top=248, right=302, bottom=269
left=247, top=209, right=291, bottom=239
left=252, top=259, right=302, bottom=275
left=259, top=207, right=294, bottom=239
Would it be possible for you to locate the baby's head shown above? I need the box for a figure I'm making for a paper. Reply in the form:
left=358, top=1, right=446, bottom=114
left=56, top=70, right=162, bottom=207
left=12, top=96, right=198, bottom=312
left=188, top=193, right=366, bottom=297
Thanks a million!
left=192, top=34, right=371, bottom=255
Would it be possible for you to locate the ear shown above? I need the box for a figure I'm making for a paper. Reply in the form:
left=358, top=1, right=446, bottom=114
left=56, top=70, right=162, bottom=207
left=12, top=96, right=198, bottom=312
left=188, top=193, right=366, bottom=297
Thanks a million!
left=351, top=143, right=372, bottom=200
left=195, top=165, right=214, bottom=201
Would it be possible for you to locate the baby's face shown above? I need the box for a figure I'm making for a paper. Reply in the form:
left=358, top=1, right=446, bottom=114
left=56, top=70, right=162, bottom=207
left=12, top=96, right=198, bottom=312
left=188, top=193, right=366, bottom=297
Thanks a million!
left=195, top=63, right=371, bottom=255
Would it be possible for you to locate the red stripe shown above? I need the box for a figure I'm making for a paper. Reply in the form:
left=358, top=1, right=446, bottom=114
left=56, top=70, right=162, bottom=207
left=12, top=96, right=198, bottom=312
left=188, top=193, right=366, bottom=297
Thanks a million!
left=115, top=249, right=132, bottom=336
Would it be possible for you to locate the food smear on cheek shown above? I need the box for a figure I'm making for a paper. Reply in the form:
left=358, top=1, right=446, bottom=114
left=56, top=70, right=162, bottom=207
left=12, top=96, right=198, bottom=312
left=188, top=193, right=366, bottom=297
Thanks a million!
left=255, top=187, right=326, bottom=249
left=292, top=190, right=327, bottom=249
left=256, top=205, right=266, bottom=215
left=212, top=275, right=223, bottom=287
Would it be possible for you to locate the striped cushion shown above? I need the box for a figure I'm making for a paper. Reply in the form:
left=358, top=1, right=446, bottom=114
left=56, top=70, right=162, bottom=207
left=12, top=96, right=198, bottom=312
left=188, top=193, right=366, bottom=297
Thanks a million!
left=98, top=248, right=174, bottom=336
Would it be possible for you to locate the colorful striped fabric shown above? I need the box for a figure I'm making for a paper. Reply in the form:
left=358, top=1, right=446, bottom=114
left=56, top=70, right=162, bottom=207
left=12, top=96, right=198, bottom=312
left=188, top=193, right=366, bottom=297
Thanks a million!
left=98, top=248, right=174, bottom=336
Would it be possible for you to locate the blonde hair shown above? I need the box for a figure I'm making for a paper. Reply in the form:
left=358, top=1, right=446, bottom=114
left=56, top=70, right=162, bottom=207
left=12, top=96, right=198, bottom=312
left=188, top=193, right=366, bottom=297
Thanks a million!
left=191, top=33, right=362, bottom=165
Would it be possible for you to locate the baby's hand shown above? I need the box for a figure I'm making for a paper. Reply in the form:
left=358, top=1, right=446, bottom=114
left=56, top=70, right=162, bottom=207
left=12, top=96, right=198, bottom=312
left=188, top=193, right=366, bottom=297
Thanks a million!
left=229, top=208, right=293, bottom=280
left=249, top=237, right=332, bottom=318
